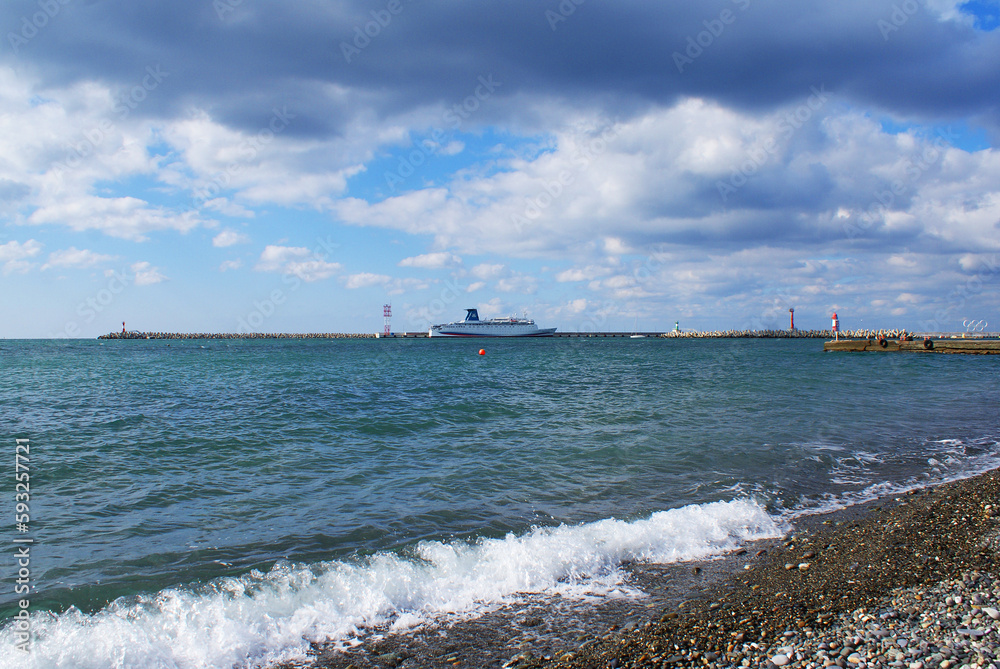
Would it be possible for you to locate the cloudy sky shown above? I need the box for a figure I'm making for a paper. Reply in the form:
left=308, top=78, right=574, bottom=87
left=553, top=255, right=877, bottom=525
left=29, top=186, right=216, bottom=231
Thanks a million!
left=2, top=0, right=999, bottom=337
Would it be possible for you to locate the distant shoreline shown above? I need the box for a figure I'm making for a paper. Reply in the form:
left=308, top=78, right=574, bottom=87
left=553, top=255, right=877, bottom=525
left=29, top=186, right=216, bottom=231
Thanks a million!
left=96, top=329, right=845, bottom=340
left=97, top=329, right=993, bottom=340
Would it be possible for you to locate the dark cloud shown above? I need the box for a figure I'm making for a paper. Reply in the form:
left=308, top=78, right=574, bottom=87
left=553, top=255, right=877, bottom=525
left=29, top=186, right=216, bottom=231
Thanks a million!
left=4, top=0, right=999, bottom=135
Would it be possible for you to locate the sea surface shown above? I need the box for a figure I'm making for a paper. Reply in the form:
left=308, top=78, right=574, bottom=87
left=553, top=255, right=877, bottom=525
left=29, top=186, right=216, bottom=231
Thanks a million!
left=1, top=337, right=998, bottom=667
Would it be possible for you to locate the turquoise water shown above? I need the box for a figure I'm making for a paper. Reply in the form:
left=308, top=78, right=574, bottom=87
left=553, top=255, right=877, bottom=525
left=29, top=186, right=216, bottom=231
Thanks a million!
left=1, top=338, right=998, bottom=667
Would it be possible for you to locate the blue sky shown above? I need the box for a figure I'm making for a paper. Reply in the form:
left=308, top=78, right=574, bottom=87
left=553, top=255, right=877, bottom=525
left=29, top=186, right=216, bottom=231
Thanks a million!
left=2, top=0, right=1000, bottom=337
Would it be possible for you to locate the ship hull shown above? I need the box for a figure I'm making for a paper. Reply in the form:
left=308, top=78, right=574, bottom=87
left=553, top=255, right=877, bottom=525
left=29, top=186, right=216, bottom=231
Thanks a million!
left=429, top=326, right=556, bottom=337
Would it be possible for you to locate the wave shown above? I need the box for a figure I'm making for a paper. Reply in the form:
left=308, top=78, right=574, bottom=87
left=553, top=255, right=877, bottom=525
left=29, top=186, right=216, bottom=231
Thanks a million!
left=0, top=499, right=781, bottom=669
left=783, top=435, right=1000, bottom=520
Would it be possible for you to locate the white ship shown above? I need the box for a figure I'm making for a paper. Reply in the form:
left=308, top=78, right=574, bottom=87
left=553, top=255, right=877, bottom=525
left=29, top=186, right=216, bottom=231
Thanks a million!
left=428, top=309, right=556, bottom=337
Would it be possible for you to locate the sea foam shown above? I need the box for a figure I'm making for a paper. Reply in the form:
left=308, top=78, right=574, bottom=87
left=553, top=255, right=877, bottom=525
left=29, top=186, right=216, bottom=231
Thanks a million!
left=0, top=499, right=781, bottom=669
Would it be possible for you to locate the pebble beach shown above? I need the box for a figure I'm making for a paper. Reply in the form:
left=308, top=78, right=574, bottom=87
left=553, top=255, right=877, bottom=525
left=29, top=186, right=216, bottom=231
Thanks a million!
left=296, top=468, right=1000, bottom=669
left=532, top=468, right=1000, bottom=669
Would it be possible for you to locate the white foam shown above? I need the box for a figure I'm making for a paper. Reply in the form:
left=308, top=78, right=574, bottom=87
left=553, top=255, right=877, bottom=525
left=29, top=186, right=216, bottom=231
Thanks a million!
left=0, top=499, right=781, bottom=669
left=785, top=436, right=1000, bottom=520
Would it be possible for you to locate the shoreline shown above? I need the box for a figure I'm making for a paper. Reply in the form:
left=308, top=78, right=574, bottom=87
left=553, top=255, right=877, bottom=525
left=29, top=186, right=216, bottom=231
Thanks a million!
left=289, top=468, right=1000, bottom=669
left=536, top=467, right=1000, bottom=669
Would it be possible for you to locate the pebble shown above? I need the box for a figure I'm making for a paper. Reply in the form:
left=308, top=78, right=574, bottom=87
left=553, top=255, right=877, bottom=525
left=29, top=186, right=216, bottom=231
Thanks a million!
left=654, top=570, right=1000, bottom=669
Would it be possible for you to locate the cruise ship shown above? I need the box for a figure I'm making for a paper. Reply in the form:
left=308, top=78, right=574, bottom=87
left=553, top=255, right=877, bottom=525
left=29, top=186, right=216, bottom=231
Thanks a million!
left=428, top=309, right=556, bottom=337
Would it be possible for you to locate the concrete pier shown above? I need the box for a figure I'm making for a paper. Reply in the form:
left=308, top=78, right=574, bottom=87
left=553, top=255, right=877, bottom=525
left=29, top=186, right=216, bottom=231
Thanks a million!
left=824, top=338, right=1000, bottom=354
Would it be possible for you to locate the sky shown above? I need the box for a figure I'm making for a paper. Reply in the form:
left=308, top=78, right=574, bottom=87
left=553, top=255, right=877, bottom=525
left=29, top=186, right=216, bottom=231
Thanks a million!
left=2, top=0, right=1000, bottom=337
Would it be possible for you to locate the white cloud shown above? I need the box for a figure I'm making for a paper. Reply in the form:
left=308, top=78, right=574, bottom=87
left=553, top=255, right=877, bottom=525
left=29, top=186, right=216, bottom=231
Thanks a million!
left=496, top=275, right=538, bottom=294
left=255, top=245, right=341, bottom=282
left=160, top=106, right=367, bottom=208
left=398, top=252, right=462, bottom=269
left=204, top=198, right=256, bottom=218
left=220, top=259, right=243, bottom=271
left=0, top=68, right=378, bottom=247
left=26, top=196, right=203, bottom=241
left=333, top=98, right=1000, bottom=269
left=887, top=254, right=919, bottom=269
left=471, top=263, right=506, bottom=279
left=0, top=239, right=42, bottom=274
left=344, top=272, right=391, bottom=289
left=213, top=229, right=250, bottom=247
left=477, top=298, right=507, bottom=318
left=925, top=0, right=973, bottom=23
left=255, top=245, right=305, bottom=272
left=388, top=277, right=431, bottom=295
left=0, top=69, right=207, bottom=244
left=556, top=265, right=612, bottom=282
left=131, top=261, right=167, bottom=286
left=443, top=141, right=465, bottom=155
left=603, top=237, right=629, bottom=256
left=42, top=247, right=116, bottom=270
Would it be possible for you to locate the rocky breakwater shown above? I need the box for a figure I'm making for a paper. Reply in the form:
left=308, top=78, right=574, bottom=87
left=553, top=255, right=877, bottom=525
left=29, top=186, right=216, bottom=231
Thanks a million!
left=661, top=330, right=835, bottom=339
left=98, top=331, right=376, bottom=340
left=837, top=329, right=913, bottom=341
left=660, top=328, right=915, bottom=340
left=518, top=469, right=1000, bottom=669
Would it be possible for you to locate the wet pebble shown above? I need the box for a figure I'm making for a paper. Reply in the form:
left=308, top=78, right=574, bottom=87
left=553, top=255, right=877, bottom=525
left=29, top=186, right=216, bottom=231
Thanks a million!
left=607, top=570, right=1000, bottom=669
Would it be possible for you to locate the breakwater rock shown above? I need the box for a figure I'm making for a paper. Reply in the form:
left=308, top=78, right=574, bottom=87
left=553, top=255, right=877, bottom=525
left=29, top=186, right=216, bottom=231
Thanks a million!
left=98, top=331, right=376, bottom=340
left=661, top=329, right=835, bottom=338
left=660, top=328, right=916, bottom=339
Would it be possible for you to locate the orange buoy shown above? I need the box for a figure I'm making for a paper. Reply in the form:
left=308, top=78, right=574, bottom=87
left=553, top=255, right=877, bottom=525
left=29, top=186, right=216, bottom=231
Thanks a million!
left=478, top=348, right=485, bottom=356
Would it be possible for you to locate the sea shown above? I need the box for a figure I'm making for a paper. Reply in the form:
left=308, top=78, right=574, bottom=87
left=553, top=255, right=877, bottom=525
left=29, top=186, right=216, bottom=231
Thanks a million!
left=1, top=337, right=998, bottom=668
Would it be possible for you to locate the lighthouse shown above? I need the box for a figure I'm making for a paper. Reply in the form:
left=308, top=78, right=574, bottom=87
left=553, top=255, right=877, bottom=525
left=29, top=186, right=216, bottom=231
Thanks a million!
left=789, top=308, right=794, bottom=331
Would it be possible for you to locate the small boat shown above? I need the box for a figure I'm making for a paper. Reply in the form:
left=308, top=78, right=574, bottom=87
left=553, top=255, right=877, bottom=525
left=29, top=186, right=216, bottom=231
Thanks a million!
left=630, top=317, right=646, bottom=338
left=428, top=309, right=556, bottom=337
